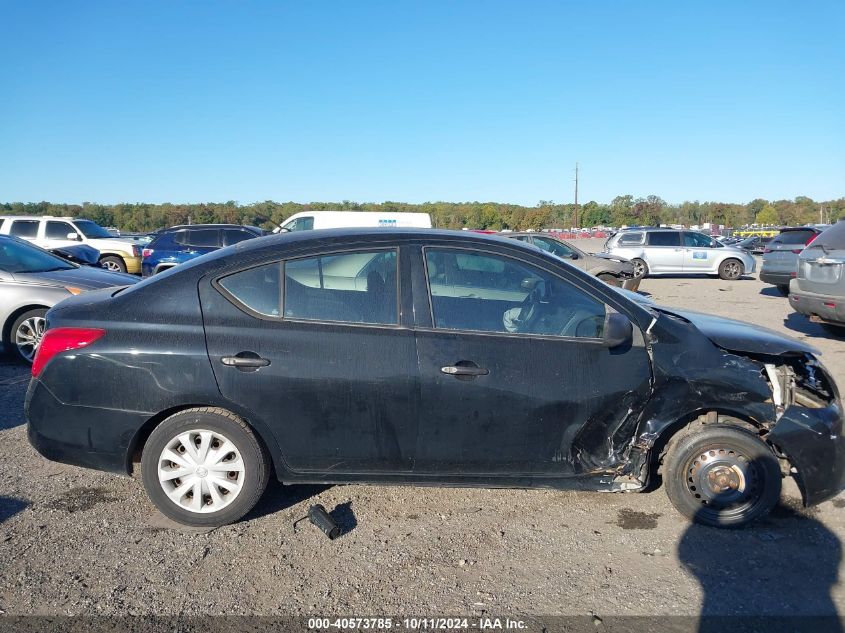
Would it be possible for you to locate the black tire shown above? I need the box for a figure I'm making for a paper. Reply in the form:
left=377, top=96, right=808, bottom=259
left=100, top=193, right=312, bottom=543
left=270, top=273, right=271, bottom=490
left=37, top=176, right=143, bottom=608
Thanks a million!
left=631, top=258, right=648, bottom=279
left=663, top=424, right=781, bottom=528
left=141, top=407, right=270, bottom=527
left=777, top=285, right=790, bottom=296
left=9, top=308, right=48, bottom=364
left=597, top=273, right=622, bottom=287
left=100, top=255, right=127, bottom=273
left=718, top=258, right=743, bottom=280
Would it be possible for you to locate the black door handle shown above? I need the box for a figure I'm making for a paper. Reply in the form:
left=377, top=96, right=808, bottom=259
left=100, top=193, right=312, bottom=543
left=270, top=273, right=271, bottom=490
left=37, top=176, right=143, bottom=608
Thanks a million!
left=221, top=352, right=270, bottom=370
left=441, top=361, right=489, bottom=378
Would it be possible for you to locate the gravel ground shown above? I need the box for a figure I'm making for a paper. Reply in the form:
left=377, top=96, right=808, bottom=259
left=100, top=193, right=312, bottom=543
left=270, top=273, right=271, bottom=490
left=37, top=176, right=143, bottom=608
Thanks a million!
left=2, top=248, right=845, bottom=620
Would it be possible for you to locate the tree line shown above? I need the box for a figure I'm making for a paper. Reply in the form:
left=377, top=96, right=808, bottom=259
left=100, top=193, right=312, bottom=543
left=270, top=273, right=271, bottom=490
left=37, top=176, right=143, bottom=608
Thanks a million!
left=1, top=196, right=843, bottom=233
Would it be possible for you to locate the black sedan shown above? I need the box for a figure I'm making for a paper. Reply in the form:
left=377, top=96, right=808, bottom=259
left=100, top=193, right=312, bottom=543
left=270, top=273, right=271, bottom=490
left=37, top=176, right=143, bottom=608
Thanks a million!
left=26, top=229, right=845, bottom=528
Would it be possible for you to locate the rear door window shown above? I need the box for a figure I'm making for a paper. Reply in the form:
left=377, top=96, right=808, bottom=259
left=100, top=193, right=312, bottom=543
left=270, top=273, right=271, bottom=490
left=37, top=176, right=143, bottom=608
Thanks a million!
left=683, top=232, right=712, bottom=247
left=184, top=229, right=221, bottom=248
left=9, top=220, right=39, bottom=239
left=217, top=262, right=282, bottom=317
left=284, top=250, right=398, bottom=325
left=647, top=232, right=681, bottom=247
left=222, top=229, right=256, bottom=246
left=532, top=236, right=576, bottom=258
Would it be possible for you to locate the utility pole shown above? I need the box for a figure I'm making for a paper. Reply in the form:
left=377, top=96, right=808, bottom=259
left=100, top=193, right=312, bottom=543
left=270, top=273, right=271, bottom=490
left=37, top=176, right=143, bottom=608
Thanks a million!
left=573, top=162, right=579, bottom=229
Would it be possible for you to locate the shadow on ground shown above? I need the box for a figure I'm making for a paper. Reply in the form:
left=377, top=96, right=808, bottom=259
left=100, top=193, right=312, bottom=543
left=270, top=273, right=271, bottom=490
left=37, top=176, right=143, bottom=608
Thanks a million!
left=783, top=312, right=844, bottom=342
left=679, top=501, right=841, bottom=630
left=0, top=496, right=29, bottom=525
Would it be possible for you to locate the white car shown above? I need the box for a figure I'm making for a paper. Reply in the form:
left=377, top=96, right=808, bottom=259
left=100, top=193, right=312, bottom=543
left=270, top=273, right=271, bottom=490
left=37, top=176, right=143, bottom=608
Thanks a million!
left=605, top=229, right=756, bottom=280
left=277, top=210, right=433, bottom=232
left=0, top=216, right=142, bottom=273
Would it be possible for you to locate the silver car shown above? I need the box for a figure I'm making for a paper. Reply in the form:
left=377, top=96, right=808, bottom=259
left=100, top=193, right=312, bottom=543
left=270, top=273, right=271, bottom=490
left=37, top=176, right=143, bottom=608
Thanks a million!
left=759, top=227, right=824, bottom=295
left=605, top=228, right=756, bottom=280
left=789, top=221, right=845, bottom=333
left=0, top=235, right=138, bottom=363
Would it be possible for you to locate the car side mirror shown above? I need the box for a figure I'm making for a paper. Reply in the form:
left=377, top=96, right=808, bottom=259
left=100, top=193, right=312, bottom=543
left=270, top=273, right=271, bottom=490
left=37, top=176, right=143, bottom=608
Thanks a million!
left=569, top=252, right=579, bottom=260
left=603, top=312, right=633, bottom=348
left=67, top=232, right=79, bottom=240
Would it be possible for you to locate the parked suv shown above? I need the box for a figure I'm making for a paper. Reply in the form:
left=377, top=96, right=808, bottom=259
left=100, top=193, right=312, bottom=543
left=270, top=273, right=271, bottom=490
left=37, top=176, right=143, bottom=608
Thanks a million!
left=0, top=216, right=142, bottom=273
left=504, top=232, right=640, bottom=290
left=789, top=221, right=845, bottom=333
left=141, top=224, right=264, bottom=276
left=605, top=229, right=756, bottom=280
left=760, top=227, right=824, bottom=295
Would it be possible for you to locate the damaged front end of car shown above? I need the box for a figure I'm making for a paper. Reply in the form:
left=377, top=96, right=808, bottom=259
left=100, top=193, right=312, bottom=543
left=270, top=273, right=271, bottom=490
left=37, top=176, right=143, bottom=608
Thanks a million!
left=594, top=308, right=845, bottom=507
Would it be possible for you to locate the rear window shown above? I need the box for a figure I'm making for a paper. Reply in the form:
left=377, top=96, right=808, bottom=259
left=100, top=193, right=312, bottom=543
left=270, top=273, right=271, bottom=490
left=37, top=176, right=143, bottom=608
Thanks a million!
left=647, top=231, right=681, bottom=247
left=807, top=222, right=845, bottom=251
left=618, top=232, right=644, bottom=245
left=9, top=220, right=39, bottom=238
left=771, top=229, right=818, bottom=245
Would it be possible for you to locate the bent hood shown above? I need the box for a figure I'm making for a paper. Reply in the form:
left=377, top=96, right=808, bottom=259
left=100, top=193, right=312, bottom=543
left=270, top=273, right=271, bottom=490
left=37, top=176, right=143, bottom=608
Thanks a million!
left=657, top=307, right=819, bottom=356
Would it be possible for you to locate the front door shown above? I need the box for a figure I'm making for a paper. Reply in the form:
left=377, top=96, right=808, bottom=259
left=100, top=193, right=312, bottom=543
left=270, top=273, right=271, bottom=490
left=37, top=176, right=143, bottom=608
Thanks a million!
left=413, top=246, right=652, bottom=477
left=199, top=247, right=419, bottom=474
left=682, top=231, right=716, bottom=271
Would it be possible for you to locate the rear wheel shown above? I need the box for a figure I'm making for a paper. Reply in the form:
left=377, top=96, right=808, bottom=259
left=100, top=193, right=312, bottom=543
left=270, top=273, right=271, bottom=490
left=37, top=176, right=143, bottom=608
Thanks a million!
left=141, top=408, right=270, bottom=527
left=718, top=258, right=743, bottom=280
left=663, top=424, right=781, bottom=528
left=821, top=323, right=845, bottom=336
left=10, top=308, right=48, bottom=364
left=631, top=258, right=648, bottom=279
left=100, top=255, right=127, bottom=273
left=777, top=285, right=790, bottom=296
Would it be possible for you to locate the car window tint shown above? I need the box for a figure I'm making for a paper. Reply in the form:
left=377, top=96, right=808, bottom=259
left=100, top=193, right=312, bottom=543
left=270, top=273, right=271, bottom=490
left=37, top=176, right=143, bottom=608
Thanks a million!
left=425, top=249, right=605, bottom=338
left=185, top=229, right=220, bottom=248
left=46, top=221, right=76, bottom=239
left=648, top=232, right=681, bottom=246
left=809, top=222, right=845, bottom=250
left=618, top=232, right=643, bottom=245
left=223, top=229, right=255, bottom=246
left=218, top=263, right=281, bottom=317
left=284, top=250, right=398, bottom=325
left=10, top=220, right=39, bottom=238
left=284, top=216, right=314, bottom=231
left=683, top=232, right=712, bottom=247
left=533, top=236, right=575, bottom=258
left=771, top=230, right=816, bottom=245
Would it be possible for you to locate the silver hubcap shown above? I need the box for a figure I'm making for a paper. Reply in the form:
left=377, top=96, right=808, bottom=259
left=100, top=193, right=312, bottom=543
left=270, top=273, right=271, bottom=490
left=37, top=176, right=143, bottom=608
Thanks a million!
left=724, top=261, right=740, bottom=278
left=103, top=260, right=121, bottom=271
left=15, top=316, right=46, bottom=361
left=157, top=429, right=245, bottom=513
left=633, top=260, right=645, bottom=278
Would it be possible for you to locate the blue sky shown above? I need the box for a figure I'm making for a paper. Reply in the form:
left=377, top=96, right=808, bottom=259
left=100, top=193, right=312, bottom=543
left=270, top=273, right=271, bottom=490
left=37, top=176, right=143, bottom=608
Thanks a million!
left=1, top=1, right=842, bottom=205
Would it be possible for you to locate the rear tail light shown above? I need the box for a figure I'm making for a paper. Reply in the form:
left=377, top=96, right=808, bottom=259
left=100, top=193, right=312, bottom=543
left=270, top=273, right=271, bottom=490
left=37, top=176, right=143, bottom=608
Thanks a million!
left=791, top=249, right=803, bottom=254
left=790, top=272, right=797, bottom=277
left=763, top=248, right=772, bottom=253
left=142, top=248, right=153, bottom=258
left=806, top=234, right=819, bottom=245
left=825, top=302, right=836, bottom=308
left=32, top=327, right=105, bottom=378
left=132, top=245, right=142, bottom=257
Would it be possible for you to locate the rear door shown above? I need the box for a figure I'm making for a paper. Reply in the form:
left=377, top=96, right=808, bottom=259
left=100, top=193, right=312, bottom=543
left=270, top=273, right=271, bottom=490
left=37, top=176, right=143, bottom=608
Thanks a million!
left=644, top=231, right=684, bottom=272
left=199, top=245, right=419, bottom=474
left=682, top=231, right=716, bottom=271
left=411, top=244, right=652, bottom=476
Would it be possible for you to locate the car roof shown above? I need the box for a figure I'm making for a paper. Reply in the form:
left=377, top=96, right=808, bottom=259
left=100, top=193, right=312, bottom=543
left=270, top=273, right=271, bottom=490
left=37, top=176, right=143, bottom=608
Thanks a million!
left=779, top=226, right=823, bottom=233
left=163, top=224, right=261, bottom=231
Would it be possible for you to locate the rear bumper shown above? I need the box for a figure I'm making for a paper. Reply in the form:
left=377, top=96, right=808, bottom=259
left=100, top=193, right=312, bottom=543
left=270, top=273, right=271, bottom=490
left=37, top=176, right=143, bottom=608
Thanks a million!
left=768, top=401, right=845, bottom=506
left=789, top=285, right=845, bottom=326
left=760, top=271, right=794, bottom=286
left=122, top=256, right=142, bottom=275
left=26, top=378, right=148, bottom=474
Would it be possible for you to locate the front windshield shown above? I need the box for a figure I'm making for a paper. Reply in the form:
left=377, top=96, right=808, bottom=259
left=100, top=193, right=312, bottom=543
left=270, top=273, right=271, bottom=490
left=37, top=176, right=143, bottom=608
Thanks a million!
left=74, top=219, right=113, bottom=239
left=0, top=237, right=76, bottom=273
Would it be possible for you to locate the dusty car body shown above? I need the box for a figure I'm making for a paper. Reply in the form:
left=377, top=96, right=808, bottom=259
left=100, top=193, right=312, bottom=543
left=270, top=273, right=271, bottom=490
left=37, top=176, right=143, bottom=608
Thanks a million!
left=504, top=232, right=640, bottom=291
left=790, top=221, right=845, bottom=332
left=26, top=229, right=844, bottom=528
left=760, top=227, right=824, bottom=294
left=0, top=235, right=138, bottom=362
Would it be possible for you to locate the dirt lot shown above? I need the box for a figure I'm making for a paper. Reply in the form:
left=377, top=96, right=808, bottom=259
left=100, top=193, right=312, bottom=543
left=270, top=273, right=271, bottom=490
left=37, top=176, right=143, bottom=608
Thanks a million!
left=2, top=248, right=845, bottom=621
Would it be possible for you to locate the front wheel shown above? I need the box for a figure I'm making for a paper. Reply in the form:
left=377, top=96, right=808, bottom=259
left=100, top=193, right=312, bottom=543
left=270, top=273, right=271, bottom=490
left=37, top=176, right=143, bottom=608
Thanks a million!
left=631, top=258, right=648, bottom=279
left=11, top=308, right=48, bottom=364
left=663, top=424, right=782, bottom=528
left=100, top=255, right=127, bottom=273
left=718, top=258, right=743, bottom=280
left=141, top=408, right=270, bottom=527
